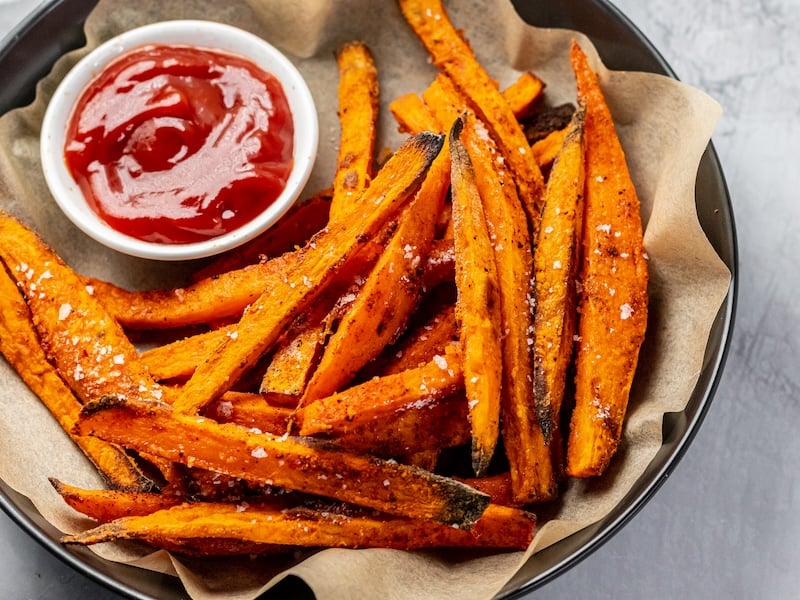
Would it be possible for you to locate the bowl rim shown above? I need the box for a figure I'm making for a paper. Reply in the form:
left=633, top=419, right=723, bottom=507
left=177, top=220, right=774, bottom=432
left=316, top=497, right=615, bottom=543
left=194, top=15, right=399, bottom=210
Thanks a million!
left=0, top=1, right=738, bottom=599
left=39, top=18, right=319, bottom=261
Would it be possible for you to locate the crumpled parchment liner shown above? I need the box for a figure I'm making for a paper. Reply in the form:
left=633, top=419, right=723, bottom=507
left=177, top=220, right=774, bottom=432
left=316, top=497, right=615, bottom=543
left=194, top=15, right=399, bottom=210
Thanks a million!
left=0, top=0, right=731, bottom=598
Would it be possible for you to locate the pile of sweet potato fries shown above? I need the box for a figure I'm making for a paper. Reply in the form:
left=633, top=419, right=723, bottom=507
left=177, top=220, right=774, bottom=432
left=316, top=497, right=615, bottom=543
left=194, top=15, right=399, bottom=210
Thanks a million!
left=0, top=0, right=647, bottom=556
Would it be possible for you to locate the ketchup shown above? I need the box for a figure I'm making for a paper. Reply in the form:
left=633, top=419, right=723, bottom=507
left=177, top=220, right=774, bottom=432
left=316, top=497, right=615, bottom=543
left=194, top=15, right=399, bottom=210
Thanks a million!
left=64, top=44, right=295, bottom=244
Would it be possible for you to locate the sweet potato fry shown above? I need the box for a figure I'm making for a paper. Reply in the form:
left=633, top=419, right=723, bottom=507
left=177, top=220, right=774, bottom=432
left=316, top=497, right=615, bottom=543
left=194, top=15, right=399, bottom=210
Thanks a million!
left=298, top=344, right=462, bottom=437
left=63, top=500, right=534, bottom=552
left=173, top=133, right=444, bottom=415
left=399, top=0, right=546, bottom=235
left=50, top=479, right=183, bottom=522
left=0, top=213, right=165, bottom=407
left=532, top=106, right=586, bottom=450
left=371, top=301, right=457, bottom=377
left=531, top=126, right=569, bottom=171
left=501, top=71, right=545, bottom=119
left=389, top=92, right=439, bottom=134
left=566, top=42, right=649, bottom=477
left=302, top=142, right=450, bottom=402
left=260, top=324, right=327, bottom=397
left=460, top=113, right=556, bottom=502
left=523, top=103, right=576, bottom=144
left=329, top=41, right=380, bottom=222
left=421, top=237, right=456, bottom=288
left=190, top=191, right=332, bottom=281
left=327, top=390, right=468, bottom=459
left=207, top=388, right=466, bottom=460
left=449, top=118, right=504, bottom=477
left=93, top=238, right=380, bottom=333
left=206, top=391, right=292, bottom=433
left=0, top=215, right=167, bottom=491
left=455, top=473, right=516, bottom=507
left=88, top=259, right=286, bottom=330
left=139, top=325, right=235, bottom=383
left=0, top=265, right=156, bottom=492
left=421, top=73, right=463, bottom=132
left=75, top=396, right=488, bottom=525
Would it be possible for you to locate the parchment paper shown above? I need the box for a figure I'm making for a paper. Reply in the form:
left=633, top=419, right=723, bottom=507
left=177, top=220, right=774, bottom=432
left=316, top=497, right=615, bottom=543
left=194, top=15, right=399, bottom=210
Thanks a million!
left=0, top=0, right=731, bottom=598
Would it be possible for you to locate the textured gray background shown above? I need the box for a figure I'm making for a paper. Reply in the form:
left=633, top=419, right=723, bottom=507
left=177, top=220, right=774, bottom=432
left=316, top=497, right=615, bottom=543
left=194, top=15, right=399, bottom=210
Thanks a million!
left=1, top=0, right=797, bottom=598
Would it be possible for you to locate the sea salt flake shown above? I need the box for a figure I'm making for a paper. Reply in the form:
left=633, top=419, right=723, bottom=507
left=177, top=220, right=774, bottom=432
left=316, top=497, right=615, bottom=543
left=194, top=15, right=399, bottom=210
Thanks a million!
left=620, top=303, right=634, bottom=320
left=432, top=355, right=448, bottom=370
left=596, top=224, right=611, bottom=234
left=58, top=303, right=72, bottom=320
left=250, top=447, right=268, bottom=458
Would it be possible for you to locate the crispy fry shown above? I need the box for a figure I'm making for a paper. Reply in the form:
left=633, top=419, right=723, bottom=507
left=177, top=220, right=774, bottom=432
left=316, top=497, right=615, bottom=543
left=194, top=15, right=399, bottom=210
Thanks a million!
left=399, top=0, right=546, bottom=235
left=455, top=473, right=516, bottom=507
left=298, top=345, right=462, bottom=437
left=88, top=260, right=286, bottom=330
left=76, top=396, right=489, bottom=525
left=389, top=92, right=439, bottom=134
left=206, top=391, right=292, bottom=433
left=209, top=388, right=466, bottom=459
left=531, top=126, right=569, bottom=171
left=0, top=265, right=155, bottom=492
left=63, top=500, right=534, bottom=552
left=501, top=71, right=545, bottom=119
left=94, top=240, right=381, bottom=333
left=460, top=113, right=556, bottom=502
left=0, top=213, right=165, bottom=407
left=50, top=479, right=183, bottom=522
left=328, top=390, right=468, bottom=459
left=372, top=301, right=457, bottom=376
left=532, top=106, right=586, bottom=451
left=421, top=73, right=462, bottom=131
left=329, top=42, right=380, bottom=222
left=260, top=324, right=327, bottom=397
left=173, top=133, right=444, bottom=415
left=566, top=42, right=648, bottom=477
left=449, top=118, right=504, bottom=477
left=302, top=142, right=450, bottom=402
left=190, top=191, right=332, bottom=281
left=140, top=325, right=234, bottom=382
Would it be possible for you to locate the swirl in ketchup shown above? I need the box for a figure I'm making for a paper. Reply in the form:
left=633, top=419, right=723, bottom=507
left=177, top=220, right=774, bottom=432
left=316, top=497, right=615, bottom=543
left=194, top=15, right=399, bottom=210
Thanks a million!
left=64, top=44, right=295, bottom=244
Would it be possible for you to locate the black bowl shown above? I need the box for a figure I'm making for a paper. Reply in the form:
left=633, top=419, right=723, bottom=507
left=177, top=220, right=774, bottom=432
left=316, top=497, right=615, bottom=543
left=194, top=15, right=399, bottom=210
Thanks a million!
left=0, top=1, right=737, bottom=599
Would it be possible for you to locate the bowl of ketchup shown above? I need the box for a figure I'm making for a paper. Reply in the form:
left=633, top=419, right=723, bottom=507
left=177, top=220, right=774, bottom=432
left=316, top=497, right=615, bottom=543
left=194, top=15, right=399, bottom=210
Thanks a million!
left=40, top=20, right=318, bottom=261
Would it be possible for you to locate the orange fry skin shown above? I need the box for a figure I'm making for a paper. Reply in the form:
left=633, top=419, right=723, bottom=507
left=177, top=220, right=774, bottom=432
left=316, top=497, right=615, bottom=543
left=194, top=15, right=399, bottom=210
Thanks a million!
left=460, top=113, right=557, bottom=503
left=532, top=106, right=586, bottom=453
left=566, top=42, right=649, bottom=478
left=298, top=345, right=463, bottom=437
left=50, top=479, right=184, bottom=523
left=449, top=118, right=504, bottom=477
left=389, top=92, right=440, bottom=134
left=0, top=213, right=164, bottom=408
left=63, top=501, right=535, bottom=553
left=75, top=396, right=489, bottom=526
left=0, top=264, right=155, bottom=491
left=330, top=41, right=380, bottom=222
